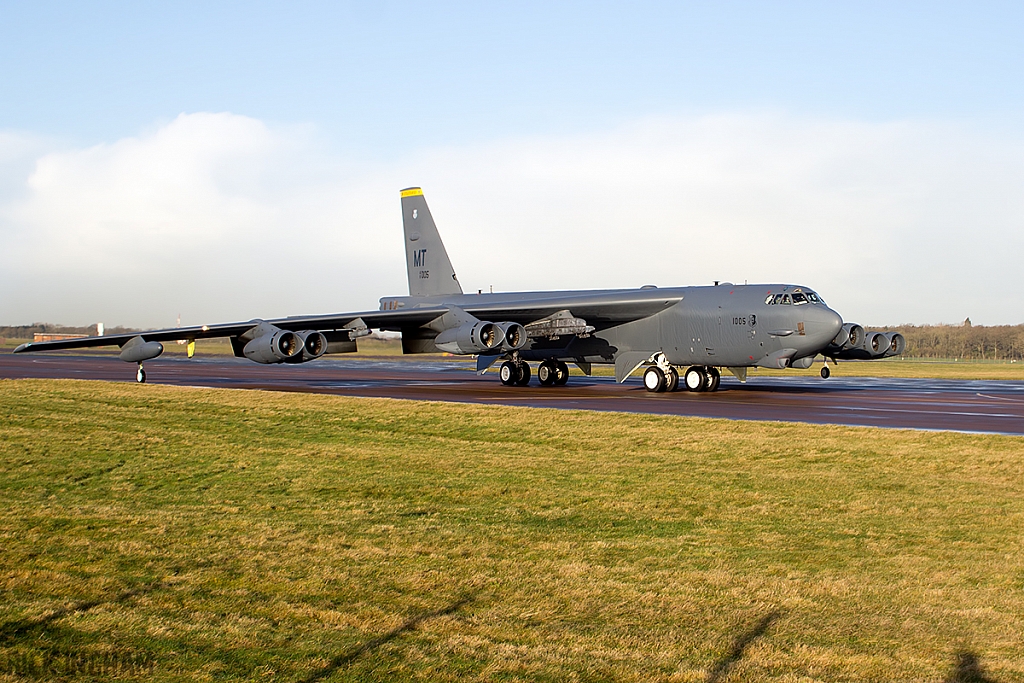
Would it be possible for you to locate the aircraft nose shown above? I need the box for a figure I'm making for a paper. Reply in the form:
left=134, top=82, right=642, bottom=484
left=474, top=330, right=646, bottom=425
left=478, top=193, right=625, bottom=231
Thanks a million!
left=813, top=307, right=844, bottom=346
left=795, top=305, right=843, bottom=351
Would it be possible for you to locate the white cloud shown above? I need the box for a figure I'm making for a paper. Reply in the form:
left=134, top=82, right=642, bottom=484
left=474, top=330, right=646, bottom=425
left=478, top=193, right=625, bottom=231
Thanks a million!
left=2, top=111, right=1022, bottom=327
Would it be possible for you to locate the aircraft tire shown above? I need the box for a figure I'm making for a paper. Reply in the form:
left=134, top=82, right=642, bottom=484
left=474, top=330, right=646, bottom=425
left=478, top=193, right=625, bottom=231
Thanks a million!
left=136, top=366, right=147, bottom=384
left=499, top=361, right=518, bottom=386
left=684, top=366, right=705, bottom=392
left=554, top=361, right=569, bottom=385
left=515, top=362, right=532, bottom=386
left=643, top=366, right=666, bottom=392
left=538, top=361, right=556, bottom=386
left=665, top=367, right=679, bottom=392
left=706, top=367, right=721, bottom=392
left=821, top=366, right=831, bottom=379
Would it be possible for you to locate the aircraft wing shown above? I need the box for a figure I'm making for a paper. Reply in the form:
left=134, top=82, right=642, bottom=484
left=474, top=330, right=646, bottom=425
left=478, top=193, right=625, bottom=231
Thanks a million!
left=11, top=309, right=423, bottom=354
left=13, top=288, right=681, bottom=354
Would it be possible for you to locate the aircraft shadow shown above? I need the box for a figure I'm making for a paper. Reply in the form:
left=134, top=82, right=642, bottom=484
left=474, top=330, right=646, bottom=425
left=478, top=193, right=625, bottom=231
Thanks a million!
left=0, top=579, right=165, bottom=647
left=705, top=610, right=781, bottom=683
left=944, top=651, right=1000, bottom=683
left=298, top=594, right=474, bottom=682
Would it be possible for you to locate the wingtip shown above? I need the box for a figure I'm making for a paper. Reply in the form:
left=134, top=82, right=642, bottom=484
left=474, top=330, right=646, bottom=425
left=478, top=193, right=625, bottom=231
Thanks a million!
left=13, top=343, right=31, bottom=353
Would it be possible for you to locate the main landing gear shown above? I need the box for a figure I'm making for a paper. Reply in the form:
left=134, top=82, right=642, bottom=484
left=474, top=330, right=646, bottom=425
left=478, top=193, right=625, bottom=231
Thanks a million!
left=499, top=360, right=532, bottom=387
left=644, top=365, right=720, bottom=393
left=537, top=360, right=569, bottom=386
left=499, top=358, right=569, bottom=387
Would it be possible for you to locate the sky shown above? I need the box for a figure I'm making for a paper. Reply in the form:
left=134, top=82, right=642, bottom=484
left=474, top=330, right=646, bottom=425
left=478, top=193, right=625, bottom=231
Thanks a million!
left=2, top=1, right=1023, bottom=327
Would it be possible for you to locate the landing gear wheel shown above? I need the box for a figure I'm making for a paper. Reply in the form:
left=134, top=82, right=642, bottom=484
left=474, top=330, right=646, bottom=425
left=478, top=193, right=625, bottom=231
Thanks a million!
left=514, top=363, right=531, bottom=386
left=665, top=367, right=679, bottom=392
left=643, top=366, right=666, bottom=393
left=538, top=361, right=556, bottom=386
left=136, top=365, right=147, bottom=384
left=684, top=366, right=706, bottom=392
left=554, top=361, right=569, bottom=386
left=820, top=366, right=831, bottom=379
left=499, top=361, right=518, bottom=386
left=705, top=367, right=721, bottom=392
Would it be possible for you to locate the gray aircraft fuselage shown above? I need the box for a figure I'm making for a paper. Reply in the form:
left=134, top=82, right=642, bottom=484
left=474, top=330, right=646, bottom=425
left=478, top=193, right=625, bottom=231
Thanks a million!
left=380, top=283, right=842, bottom=370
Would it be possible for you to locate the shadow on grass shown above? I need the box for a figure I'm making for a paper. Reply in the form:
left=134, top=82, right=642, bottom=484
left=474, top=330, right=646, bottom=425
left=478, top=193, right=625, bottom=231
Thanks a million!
left=705, top=610, right=781, bottom=683
left=299, top=594, right=475, bottom=683
left=945, top=651, right=998, bottom=683
left=0, top=579, right=165, bottom=646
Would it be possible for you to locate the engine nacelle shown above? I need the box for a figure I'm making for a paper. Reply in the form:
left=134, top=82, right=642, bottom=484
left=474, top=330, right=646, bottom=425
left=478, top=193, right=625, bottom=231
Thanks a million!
left=862, top=331, right=888, bottom=357
left=841, top=323, right=864, bottom=350
left=790, top=356, right=815, bottom=370
left=496, top=322, right=527, bottom=351
left=883, top=332, right=906, bottom=357
left=291, top=330, right=327, bottom=362
left=243, top=324, right=302, bottom=364
left=434, top=321, right=501, bottom=355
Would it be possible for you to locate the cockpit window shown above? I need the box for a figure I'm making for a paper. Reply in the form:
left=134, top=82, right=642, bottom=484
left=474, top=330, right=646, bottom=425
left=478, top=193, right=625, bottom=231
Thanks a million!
left=766, top=290, right=824, bottom=305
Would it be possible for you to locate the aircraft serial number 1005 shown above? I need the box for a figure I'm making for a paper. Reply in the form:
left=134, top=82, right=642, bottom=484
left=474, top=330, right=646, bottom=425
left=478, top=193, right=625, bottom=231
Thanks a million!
left=15, top=188, right=901, bottom=391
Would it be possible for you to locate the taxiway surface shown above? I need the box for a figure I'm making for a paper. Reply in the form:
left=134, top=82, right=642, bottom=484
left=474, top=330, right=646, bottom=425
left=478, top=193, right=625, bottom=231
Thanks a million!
left=3, top=353, right=1024, bottom=435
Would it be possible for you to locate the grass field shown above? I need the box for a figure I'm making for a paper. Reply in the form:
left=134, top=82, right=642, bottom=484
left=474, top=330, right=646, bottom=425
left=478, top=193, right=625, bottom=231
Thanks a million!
left=1, top=379, right=1022, bottom=681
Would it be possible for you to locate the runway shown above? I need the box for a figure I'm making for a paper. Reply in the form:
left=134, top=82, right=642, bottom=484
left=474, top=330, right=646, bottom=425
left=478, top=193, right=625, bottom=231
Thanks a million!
left=4, top=353, right=1024, bottom=435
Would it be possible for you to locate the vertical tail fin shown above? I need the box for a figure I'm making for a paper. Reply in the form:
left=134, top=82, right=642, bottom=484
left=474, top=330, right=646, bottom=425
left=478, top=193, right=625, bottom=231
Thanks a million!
left=401, top=187, right=463, bottom=297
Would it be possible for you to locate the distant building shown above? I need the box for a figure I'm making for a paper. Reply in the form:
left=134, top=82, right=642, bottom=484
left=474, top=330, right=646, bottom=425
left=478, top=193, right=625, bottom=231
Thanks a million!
left=34, top=333, right=88, bottom=342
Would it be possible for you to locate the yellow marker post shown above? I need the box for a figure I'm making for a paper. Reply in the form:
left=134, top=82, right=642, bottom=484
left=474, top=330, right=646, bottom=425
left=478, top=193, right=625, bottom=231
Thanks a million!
left=186, top=340, right=196, bottom=359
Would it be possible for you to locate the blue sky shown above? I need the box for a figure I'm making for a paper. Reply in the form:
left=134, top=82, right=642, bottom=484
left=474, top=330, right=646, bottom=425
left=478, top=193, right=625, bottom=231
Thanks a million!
left=2, top=2, right=1023, bottom=326
left=4, top=2, right=1023, bottom=150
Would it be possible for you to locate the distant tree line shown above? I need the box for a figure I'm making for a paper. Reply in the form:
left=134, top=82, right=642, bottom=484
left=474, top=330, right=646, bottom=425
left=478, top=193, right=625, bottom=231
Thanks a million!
left=875, top=323, right=1024, bottom=361
left=0, top=323, right=140, bottom=339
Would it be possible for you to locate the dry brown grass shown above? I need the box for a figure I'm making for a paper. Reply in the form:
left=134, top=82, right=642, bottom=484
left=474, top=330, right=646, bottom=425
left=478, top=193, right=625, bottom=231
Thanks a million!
left=1, top=379, right=1022, bottom=681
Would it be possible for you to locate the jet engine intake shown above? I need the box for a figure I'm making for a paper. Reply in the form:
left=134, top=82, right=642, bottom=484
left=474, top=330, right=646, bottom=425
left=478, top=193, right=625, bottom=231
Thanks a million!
left=496, top=322, right=527, bottom=351
left=292, top=330, right=327, bottom=362
left=841, top=323, right=864, bottom=350
left=434, top=321, right=501, bottom=355
left=863, top=331, right=888, bottom=357
left=243, top=324, right=302, bottom=364
left=884, top=332, right=906, bottom=357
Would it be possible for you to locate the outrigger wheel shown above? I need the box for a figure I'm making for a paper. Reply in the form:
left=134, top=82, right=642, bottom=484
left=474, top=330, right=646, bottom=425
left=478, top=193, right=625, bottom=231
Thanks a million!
left=136, top=364, right=147, bottom=384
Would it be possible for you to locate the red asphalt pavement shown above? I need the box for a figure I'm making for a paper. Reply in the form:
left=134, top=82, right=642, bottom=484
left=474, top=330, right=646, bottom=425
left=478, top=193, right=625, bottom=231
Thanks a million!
left=4, top=353, right=1024, bottom=435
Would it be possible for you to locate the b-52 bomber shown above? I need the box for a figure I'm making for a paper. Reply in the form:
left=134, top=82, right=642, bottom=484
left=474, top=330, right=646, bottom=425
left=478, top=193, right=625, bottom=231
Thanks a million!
left=14, top=187, right=904, bottom=391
